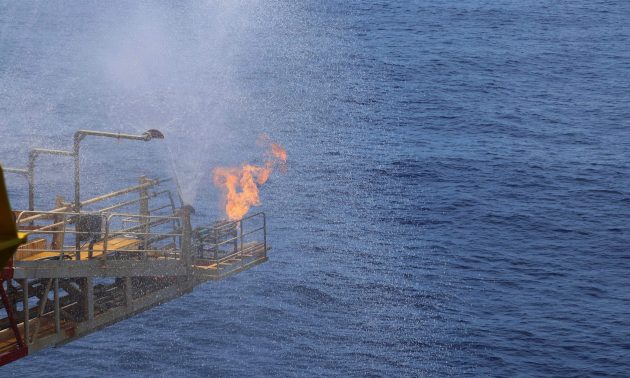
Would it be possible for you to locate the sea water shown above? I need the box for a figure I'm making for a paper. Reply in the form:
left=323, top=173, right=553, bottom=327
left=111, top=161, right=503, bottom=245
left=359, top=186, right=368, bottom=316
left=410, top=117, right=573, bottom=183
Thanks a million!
left=1, top=1, right=629, bottom=376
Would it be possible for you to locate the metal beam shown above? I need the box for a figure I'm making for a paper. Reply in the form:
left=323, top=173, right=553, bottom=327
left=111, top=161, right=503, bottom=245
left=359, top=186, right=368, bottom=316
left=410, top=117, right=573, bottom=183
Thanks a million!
left=12, top=260, right=188, bottom=279
left=28, top=277, right=193, bottom=353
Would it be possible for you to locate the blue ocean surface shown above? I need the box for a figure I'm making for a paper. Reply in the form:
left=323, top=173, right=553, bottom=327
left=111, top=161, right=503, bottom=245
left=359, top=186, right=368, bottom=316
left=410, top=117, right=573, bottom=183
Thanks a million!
left=1, top=1, right=629, bottom=376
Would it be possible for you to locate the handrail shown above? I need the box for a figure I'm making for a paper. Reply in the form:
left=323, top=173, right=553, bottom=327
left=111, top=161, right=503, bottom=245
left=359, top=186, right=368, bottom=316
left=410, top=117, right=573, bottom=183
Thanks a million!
left=2, top=167, right=28, bottom=176
left=193, top=212, right=267, bottom=267
left=209, top=212, right=266, bottom=230
left=13, top=209, right=184, bottom=262
left=103, top=212, right=184, bottom=261
left=214, top=227, right=265, bottom=247
left=81, top=178, right=170, bottom=207
left=15, top=178, right=171, bottom=224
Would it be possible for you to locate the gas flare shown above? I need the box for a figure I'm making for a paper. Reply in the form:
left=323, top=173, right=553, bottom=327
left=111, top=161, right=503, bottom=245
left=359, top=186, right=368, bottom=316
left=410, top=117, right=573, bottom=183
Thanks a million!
left=213, top=138, right=287, bottom=220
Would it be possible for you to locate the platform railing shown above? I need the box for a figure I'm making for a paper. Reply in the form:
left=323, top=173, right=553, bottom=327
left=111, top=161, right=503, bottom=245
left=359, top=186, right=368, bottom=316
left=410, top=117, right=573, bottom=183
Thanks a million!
left=193, top=212, right=267, bottom=271
left=12, top=177, right=171, bottom=225
left=103, top=213, right=183, bottom=260
left=12, top=210, right=184, bottom=263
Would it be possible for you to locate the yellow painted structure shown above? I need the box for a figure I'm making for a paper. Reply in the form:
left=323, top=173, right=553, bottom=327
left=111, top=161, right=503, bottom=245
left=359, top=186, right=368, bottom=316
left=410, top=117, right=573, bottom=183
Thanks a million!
left=0, top=166, right=27, bottom=268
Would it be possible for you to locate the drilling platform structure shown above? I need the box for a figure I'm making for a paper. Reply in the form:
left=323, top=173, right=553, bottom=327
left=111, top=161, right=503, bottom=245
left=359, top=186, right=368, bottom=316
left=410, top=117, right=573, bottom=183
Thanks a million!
left=0, top=129, right=269, bottom=366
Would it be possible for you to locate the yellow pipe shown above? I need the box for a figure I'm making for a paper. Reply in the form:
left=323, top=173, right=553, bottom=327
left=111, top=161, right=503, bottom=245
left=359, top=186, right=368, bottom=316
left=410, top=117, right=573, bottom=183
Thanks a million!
left=0, top=166, right=27, bottom=268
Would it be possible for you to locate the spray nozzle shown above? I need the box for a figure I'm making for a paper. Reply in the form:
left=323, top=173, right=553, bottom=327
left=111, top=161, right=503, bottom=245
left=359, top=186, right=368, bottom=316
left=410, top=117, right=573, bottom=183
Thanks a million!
left=177, top=204, right=196, bottom=216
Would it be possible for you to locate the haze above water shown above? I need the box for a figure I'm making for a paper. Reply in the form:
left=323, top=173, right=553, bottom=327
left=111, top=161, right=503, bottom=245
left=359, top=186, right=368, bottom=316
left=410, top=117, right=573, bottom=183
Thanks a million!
left=1, top=1, right=629, bottom=377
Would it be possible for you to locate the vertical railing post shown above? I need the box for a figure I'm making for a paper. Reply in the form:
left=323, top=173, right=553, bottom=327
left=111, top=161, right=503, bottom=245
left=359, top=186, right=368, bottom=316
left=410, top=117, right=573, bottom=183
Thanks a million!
left=59, top=214, right=67, bottom=260
left=241, top=220, right=244, bottom=253
left=139, top=176, right=150, bottom=253
left=232, top=222, right=238, bottom=253
left=239, top=220, right=244, bottom=267
left=214, top=227, right=219, bottom=260
left=52, top=196, right=65, bottom=251
left=102, top=214, right=111, bottom=262
left=263, top=213, right=267, bottom=252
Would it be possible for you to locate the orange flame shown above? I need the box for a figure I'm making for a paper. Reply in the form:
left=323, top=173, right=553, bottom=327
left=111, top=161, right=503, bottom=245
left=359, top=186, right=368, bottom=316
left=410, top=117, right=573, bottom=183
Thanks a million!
left=271, top=143, right=287, bottom=161
left=213, top=138, right=287, bottom=220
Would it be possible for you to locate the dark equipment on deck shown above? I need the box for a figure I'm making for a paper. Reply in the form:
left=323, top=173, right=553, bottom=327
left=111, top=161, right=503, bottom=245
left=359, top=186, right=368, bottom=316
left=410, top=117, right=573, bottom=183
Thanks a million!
left=75, top=214, right=102, bottom=258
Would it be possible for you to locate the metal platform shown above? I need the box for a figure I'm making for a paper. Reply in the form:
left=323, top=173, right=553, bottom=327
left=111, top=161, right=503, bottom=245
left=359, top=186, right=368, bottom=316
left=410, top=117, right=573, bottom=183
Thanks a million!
left=0, top=177, right=269, bottom=366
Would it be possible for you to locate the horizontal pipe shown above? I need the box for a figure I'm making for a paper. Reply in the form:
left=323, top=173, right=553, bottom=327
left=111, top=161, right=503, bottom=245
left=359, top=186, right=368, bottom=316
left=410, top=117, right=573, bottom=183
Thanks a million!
left=18, top=206, right=178, bottom=223
left=3, top=167, right=29, bottom=176
left=30, top=148, right=74, bottom=157
left=81, top=178, right=170, bottom=207
left=15, top=178, right=171, bottom=224
left=101, top=190, right=172, bottom=214
left=31, top=220, right=67, bottom=232
left=98, top=196, right=150, bottom=213
left=149, top=204, right=173, bottom=213
left=16, top=206, right=74, bottom=224
left=75, top=130, right=149, bottom=142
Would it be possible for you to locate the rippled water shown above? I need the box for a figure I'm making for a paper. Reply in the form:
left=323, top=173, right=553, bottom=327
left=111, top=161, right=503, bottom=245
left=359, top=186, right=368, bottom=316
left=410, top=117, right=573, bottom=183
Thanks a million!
left=1, top=1, right=630, bottom=376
